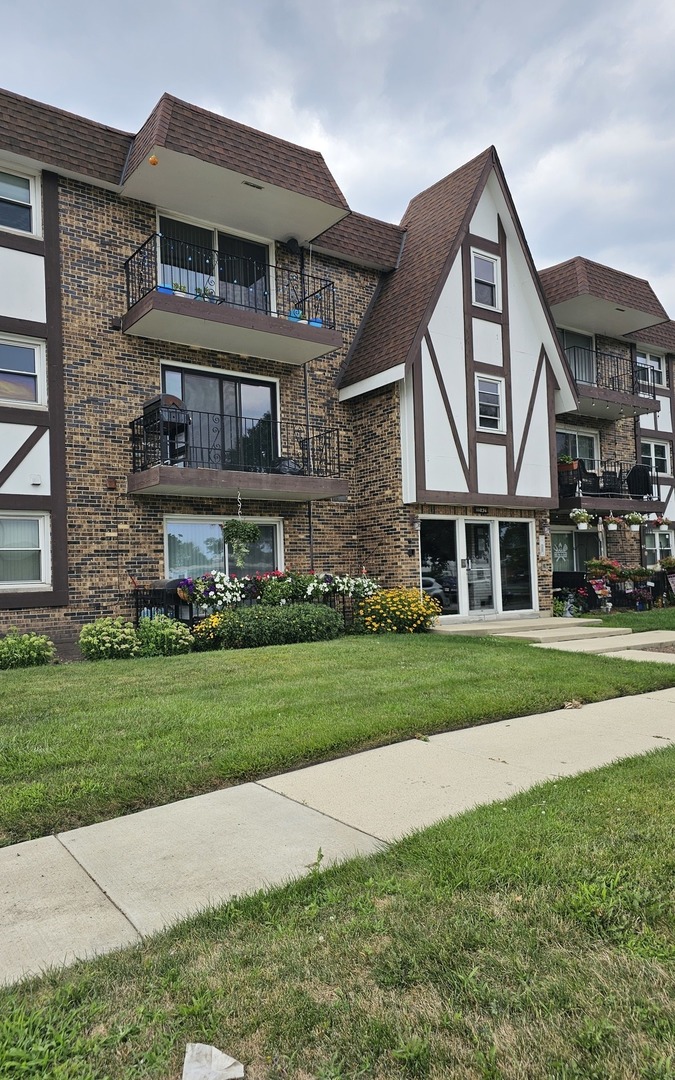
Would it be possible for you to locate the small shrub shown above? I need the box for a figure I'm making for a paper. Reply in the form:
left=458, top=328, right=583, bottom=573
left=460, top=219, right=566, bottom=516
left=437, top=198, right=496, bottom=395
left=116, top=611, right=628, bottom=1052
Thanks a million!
left=79, top=617, right=141, bottom=660
left=136, top=615, right=193, bottom=656
left=0, top=629, right=55, bottom=668
left=358, top=588, right=441, bottom=633
left=193, top=603, right=343, bottom=650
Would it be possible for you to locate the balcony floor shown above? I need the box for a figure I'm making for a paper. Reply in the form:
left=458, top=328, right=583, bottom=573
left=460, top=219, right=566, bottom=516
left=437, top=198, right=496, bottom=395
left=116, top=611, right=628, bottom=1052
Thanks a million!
left=127, top=464, right=349, bottom=502
left=557, top=495, right=665, bottom=514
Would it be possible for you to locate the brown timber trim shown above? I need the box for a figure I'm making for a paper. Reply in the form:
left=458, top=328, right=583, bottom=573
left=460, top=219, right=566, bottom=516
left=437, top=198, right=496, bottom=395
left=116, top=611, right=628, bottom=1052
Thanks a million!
left=0, top=230, right=45, bottom=256
left=0, top=425, right=47, bottom=488
left=467, top=233, right=500, bottom=256
left=462, top=239, right=478, bottom=489
left=0, top=493, right=52, bottom=509
left=638, top=426, right=674, bottom=440
left=546, top=358, right=559, bottom=502
left=418, top=488, right=557, bottom=508
left=474, top=361, right=505, bottom=375
left=476, top=431, right=507, bottom=446
left=424, top=331, right=470, bottom=485
left=498, top=218, right=514, bottom=495
left=0, top=316, right=48, bottom=338
left=0, top=589, right=68, bottom=610
left=0, top=406, right=49, bottom=425
left=513, top=345, right=546, bottom=489
left=42, top=172, right=69, bottom=603
left=469, top=305, right=502, bottom=324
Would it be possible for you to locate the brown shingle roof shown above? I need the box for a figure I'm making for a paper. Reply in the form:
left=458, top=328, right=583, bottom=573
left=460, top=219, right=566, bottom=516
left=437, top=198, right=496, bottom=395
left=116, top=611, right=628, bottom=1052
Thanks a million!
left=0, top=87, right=133, bottom=186
left=312, top=212, right=404, bottom=270
left=123, top=94, right=350, bottom=210
left=539, top=256, right=668, bottom=321
left=337, top=147, right=494, bottom=389
left=624, top=319, right=675, bottom=352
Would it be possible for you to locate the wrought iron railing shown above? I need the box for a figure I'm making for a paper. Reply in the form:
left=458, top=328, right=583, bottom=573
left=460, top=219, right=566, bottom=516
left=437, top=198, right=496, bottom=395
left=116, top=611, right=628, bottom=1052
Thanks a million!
left=125, top=233, right=337, bottom=328
left=565, top=347, right=657, bottom=398
left=131, top=403, right=342, bottom=478
left=133, top=587, right=355, bottom=627
left=557, top=457, right=660, bottom=500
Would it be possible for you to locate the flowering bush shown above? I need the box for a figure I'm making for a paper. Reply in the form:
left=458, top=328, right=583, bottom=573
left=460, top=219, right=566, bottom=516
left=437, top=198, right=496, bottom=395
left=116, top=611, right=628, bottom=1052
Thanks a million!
left=193, top=572, right=247, bottom=610
left=358, top=588, right=441, bottom=633
left=136, top=615, right=193, bottom=656
left=79, top=617, right=141, bottom=660
left=180, top=569, right=379, bottom=609
left=0, top=629, right=55, bottom=669
left=585, top=557, right=623, bottom=581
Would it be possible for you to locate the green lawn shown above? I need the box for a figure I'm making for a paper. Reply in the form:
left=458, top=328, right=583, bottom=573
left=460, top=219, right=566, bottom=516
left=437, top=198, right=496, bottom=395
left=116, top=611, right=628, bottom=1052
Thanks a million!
left=2, top=635, right=675, bottom=847
left=592, top=607, right=675, bottom=632
left=2, top=748, right=673, bottom=1079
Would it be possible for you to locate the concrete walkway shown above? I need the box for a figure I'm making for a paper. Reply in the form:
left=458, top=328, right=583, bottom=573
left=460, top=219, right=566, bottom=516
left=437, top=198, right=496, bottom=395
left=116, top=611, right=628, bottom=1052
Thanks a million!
left=2, top=688, right=675, bottom=987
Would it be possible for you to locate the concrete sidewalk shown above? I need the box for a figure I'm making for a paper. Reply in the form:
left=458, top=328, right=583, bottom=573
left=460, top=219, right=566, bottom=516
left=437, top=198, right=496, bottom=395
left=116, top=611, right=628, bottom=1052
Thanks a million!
left=2, top=688, right=675, bottom=987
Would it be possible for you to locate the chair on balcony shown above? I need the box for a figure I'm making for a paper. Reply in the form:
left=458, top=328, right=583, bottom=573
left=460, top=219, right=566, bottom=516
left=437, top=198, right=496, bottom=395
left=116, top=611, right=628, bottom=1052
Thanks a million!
left=626, top=464, right=652, bottom=499
left=142, top=394, right=190, bottom=468
left=601, top=469, right=622, bottom=496
left=577, top=459, right=600, bottom=494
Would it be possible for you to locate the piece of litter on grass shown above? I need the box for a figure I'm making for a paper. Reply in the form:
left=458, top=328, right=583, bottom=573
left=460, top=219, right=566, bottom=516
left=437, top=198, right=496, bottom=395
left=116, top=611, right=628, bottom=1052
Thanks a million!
left=414, top=732, right=430, bottom=741
left=563, top=700, right=582, bottom=709
left=182, top=1043, right=245, bottom=1079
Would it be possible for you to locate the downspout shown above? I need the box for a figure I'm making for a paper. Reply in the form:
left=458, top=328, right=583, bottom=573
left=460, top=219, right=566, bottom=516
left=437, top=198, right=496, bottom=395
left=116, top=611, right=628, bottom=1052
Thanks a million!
left=304, top=362, right=314, bottom=569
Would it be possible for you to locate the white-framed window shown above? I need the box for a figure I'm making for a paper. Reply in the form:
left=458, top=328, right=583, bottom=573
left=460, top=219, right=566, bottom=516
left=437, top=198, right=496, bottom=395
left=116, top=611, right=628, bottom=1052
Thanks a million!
left=164, top=514, right=283, bottom=580
left=0, top=167, right=41, bottom=236
left=551, top=527, right=599, bottom=572
left=0, top=335, right=47, bottom=408
left=476, top=375, right=505, bottom=432
left=645, top=529, right=673, bottom=568
left=641, top=440, right=670, bottom=476
left=637, top=351, right=665, bottom=391
left=471, top=250, right=501, bottom=310
left=556, top=427, right=599, bottom=468
left=0, top=513, right=51, bottom=589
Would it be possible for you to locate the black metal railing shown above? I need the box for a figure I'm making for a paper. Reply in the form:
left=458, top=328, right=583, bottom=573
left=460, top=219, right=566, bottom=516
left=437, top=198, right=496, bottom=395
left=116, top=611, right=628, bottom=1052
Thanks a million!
left=565, top=347, right=657, bottom=398
left=125, top=233, right=337, bottom=329
left=133, top=587, right=355, bottom=628
left=557, top=457, right=660, bottom=500
left=131, top=403, right=342, bottom=478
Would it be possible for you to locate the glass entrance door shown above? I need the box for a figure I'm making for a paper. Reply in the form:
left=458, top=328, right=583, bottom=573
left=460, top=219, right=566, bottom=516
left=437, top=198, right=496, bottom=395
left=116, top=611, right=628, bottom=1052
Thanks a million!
left=465, top=522, right=494, bottom=612
left=420, top=519, right=459, bottom=614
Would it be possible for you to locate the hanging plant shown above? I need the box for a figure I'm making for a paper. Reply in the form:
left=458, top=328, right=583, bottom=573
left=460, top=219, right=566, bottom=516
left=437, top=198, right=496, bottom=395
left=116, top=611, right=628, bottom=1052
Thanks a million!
left=221, top=519, right=261, bottom=568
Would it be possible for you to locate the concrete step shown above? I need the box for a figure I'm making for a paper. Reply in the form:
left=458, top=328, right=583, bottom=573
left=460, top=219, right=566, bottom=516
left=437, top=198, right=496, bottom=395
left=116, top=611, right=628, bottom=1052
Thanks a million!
left=532, top=630, right=675, bottom=654
left=499, top=626, right=632, bottom=644
left=432, top=616, right=604, bottom=636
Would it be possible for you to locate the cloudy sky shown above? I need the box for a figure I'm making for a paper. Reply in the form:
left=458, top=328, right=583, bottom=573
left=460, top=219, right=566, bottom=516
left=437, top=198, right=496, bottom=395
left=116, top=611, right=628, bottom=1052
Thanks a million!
left=5, top=0, right=675, bottom=307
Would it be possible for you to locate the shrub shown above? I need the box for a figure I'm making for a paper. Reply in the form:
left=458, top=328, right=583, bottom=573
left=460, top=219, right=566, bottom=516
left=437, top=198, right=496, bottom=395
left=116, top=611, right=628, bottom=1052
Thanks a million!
left=79, top=617, right=141, bottom=660
left=0, top=629, right=55, bottom=668
left=193, top=603, right=343, bottom=650
left=358, top=588, right=441, bottom=633
left=136, top=615, right=193, bottom=656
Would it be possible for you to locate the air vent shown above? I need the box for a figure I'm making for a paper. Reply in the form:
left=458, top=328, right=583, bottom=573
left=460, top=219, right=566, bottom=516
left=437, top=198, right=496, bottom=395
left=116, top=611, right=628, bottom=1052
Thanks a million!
left=242, top=180, right=264, bottom=190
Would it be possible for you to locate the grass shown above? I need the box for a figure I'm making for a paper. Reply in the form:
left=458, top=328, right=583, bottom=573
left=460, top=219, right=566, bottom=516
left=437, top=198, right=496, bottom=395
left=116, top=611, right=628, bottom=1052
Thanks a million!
left=1, top=748, right=673, bottom=1078
left=592, top=607, right=675, bottom=632
left=3, top=634, right=675, bottom=847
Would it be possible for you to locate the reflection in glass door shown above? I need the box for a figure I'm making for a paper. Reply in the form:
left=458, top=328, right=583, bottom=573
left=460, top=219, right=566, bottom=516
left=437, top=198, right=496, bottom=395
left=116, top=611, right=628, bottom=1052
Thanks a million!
left=466, top=522, right=494, bottom=612
left=420, top=519, right=459, bottom=614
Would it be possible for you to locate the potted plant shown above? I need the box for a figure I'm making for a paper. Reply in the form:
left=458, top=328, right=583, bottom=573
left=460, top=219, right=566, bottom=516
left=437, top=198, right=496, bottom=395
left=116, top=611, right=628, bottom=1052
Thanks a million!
left=624, top=511, right=646, bottom=532
left=603, top=513, right=622, bottom=532
left=558, top=454, right=578, bottom=472
left=195, top=285, right=217, bottom=303
left=173, top=281, right=188, bottom=296
left=288, top=308, right=304, bottom=321
left=157, top=283, right=173, bottom=295
left=569, top=508, right=594, bottom=530
left=650, top=515, right=672, bottom=531
left=221, top=519, right=261, bottom=568
left=659, top=555, right=675, bottom=572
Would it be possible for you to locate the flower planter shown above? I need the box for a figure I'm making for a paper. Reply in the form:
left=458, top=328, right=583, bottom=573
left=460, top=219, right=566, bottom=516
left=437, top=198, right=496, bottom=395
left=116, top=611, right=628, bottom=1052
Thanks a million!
left=660, top=525, right=670, bottom=532
left=607, top=523, right=618, bottom=531
left=156, top=284, right=173, bottom=295
left=630, top=524, right=641, bottom=532
left=308, top=317, right=323, bottom=328
left=577, top=522, right=589, bottom=531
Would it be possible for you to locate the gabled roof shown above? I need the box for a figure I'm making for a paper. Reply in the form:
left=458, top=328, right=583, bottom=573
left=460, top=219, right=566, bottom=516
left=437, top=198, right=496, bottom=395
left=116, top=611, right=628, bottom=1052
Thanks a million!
left=0, top=87, right=133, bottom=186
left=312, top=212, right=405, bottom=271
left=337, top=147, right=494, bottom=388
left=122, top=94, right=349, bottom=210
left=539, top=257, right=667, bottom=322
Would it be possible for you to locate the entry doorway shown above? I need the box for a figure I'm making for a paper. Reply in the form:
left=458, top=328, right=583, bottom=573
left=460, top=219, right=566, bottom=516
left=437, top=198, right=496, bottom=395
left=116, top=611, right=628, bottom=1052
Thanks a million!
left=420, top=517, right=536, bottom=617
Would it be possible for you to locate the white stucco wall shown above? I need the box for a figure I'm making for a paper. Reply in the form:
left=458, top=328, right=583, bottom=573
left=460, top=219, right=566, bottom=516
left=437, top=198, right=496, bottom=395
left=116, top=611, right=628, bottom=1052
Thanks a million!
left=0, top=247, right=46, bottom=322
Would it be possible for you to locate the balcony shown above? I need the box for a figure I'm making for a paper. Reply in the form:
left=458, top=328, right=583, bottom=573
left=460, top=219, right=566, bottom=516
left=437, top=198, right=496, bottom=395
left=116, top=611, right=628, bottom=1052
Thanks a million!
left=127, top=398, right=349, bottom=502
left=565, top=346, right=660, bottom=419
left=557, top=457, right=664, bottom=513
left=122, top=234, right=342, bottom=364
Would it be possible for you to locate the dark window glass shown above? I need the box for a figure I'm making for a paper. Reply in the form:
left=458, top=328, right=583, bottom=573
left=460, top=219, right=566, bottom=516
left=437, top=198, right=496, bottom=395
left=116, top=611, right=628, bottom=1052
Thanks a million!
left=499, top=521, right=532, bottom=611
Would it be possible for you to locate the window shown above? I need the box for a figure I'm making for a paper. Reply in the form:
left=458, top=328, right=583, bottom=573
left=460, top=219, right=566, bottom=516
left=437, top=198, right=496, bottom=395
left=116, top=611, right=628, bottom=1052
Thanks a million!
left=472, top=251, right=500, bottom=309
left=165, top=516, right=282, bottom=579
left=642, top=440, right=670, bottom=476
left=637, top=352, right=665, bottom=391
left=159, top=215, right=270, bottom=313
left=0, top=514, right=50, bottom=588
left=551, top=528, right=599, bottom=572
left=0, top=336, right=46, bottom=407
left=162, top=365, right=277, bottom=470
left=556, top=428, right=598, bottom=468
left=645, top=529, right=673, bottom=568
left=557, top=328, right=595, bottom=384
left=476, top=375, right=504, bottom=432
left=0, top=169, right=39, bottom=235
